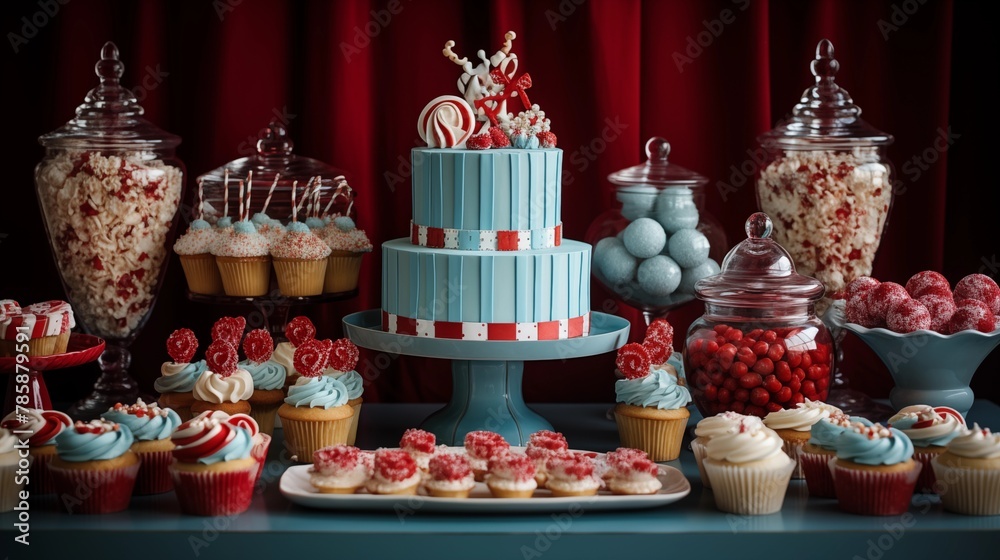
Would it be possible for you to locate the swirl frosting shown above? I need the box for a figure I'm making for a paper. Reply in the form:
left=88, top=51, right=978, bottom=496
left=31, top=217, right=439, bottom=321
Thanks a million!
left=418, top=95, right=476, bottom=148
left=101, top=399, right=181, bottom=441
left=834, top=423, right=914, bottom=466
left=55, top=420, right=134, bottom=462
left=704, top=418, right=787, bottom=464
left=615, top=367, right=691, bottom=410
left=284, top=376, right=349, bottom=409
left=945, top=424, right=1000, bottom=459
left=328, top=370, right=364, bottom=400
left=272, top=342, right=298, bottom=377
left=171, top=414, right=253, bottom=464
left=888, top=405, right=965, bottom=448
left=240, top=360, right=287, bottom=391
left=173, top=219, right=217, bottom=255
left=764, top=399, right=835, bottom=432
left=192, top=369, right=254, bottom=404
left=695, top=411, right=746, bottom=439
left=1, top=408, right=72, bottom=447
left=0, top=428, right=16, bottom=455
left=155, top=360, right=208, bottom=393
left=809, top=414, right=873, bottom=450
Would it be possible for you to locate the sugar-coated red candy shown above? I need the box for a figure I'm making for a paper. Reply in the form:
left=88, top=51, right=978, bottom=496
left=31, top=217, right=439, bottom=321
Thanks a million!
left=545, top=452, right=595, bottom=480
left=328, top=338, right=360, bottom=372
left=467, top=133, right=492, bottom=150
left=373, top=449, right=418, bottom=482
left=399, top=428, right=436, bottom=454
left=844, top=293, right=878, bottom=327
left=947, top=299, right=997, bottom=334
left=917, top=293, right=957, bottom=333
left=953, top=274, right=1000, bottom=315
left=868, top=282, right=910, bottom=324
left=536, top=131, right=558, bottom=148
left=886, top=299, right=932, bottom=333
left=846, top=276, right=881, bottom=299
left=529, top=430, right=567, bottom=446
left=488, top=126, right=511, bottom=148
left=616, top=343, right=651, bottom=379
left=642, top=340, right=670, bottom=364
left=204, top=340, right=238, bottom=377
left=644, top=319, right=675, bottom=350
left=904, top=271, right=951, bottom=299
left=293, top=339, right=329, bottom=377
left=428, top=453, right=472, bottom=481
left=285, top=316, right=316, bottom=347
left=488, top=453, right=536, bottom=481
left=166, top=328, right=198, bottom=364
left=211, top=316, right=246, bottom=348
left=242, top=329, right=274, bottom=364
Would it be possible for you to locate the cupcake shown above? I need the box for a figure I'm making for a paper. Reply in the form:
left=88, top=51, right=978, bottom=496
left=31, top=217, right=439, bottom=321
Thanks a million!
left=703, top=416, right=795, bottom=515
left=174, top=219, right=224, bottom=295
left=763, top=399, right=839, bottom=479
left=223, top=412, right=271, bottom=485
left=0, top=428, right=31, bottom=512
left=1, top=408, right=71, bottom=494
left=252, top=211, right=286, bottom=248
left=212, top=219, right=271, bottom=297
left=613, top=343, right=691, bottom=461
left=366, top=449, right=421, bottom=495
left=101, top=399, right=181, bottom=495
left=191, top=340, right=254, bottom=416
left=486, top=453, right=537, bottom=498
left=155, top=328, right=206, bottom=421
left=691, top=411, right=746, bottom=489
left=800, top=413, right=872, bottom=498
left=271, top=222, right=331, bottom=296
left=932, top=424, right=1000, bottom=515
left=277, top=339, right=355, bottom=459
left=240, top=329, right=286, bottom=435
left=50, top=420, right=139, bottom=514
left=888, top=404, right=965, bottom=492
left=464, top=431, right=511, bottom=482
left=525, top=430, right=568, bottom=486
left=605, top=448, right=662, bottom=495
left=545, top=452, right=601, bottom=497
left=273, top=316, right=316, bottom=388
left=831, top=423, right=920, bottom=516
left=325, top=338, right=363, bottom=445
left=168, top=412, right=257, bottom=516
left=425, top=453, right=476, bottom=498
left=309, top=444, right=371, bottom=494
left=322, top=216, right=372, bottom=293
left=400, top=428, right=437, bottom=471
left=0, top=300, right=75, bottom=357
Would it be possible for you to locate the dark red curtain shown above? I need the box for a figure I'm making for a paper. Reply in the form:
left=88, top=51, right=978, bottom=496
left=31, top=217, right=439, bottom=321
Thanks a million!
left=2, top=0, right=996, bottom=407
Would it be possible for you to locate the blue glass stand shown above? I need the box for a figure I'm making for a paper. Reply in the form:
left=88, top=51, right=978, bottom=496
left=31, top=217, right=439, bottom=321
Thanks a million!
left=343, top=310, right=630, bottom=444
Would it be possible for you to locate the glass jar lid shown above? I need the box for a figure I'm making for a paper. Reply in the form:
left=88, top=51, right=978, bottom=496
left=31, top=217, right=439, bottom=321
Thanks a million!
left=608, top=137, right=707, bottom=189
left=38, top=42, right=180, bottom=151
left=695, top=213, right=825, bottom=308
left=758, top=39, right=893, bottom=149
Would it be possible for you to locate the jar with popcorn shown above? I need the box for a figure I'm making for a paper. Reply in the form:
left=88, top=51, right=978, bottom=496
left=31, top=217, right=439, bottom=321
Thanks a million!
left=585, top=137, right=727, bottom=321
left=755, top=39, right=894, bottom=315
left=35, top=42, right=185, bottom=418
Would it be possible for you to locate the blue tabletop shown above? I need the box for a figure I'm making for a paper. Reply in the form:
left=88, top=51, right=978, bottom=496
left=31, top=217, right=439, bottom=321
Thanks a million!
left=3, top=401, right=999, bottom=559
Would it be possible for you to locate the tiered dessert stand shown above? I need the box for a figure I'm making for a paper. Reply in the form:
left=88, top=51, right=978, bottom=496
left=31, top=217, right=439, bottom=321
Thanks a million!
left=0, top=333, right=105, bottom=415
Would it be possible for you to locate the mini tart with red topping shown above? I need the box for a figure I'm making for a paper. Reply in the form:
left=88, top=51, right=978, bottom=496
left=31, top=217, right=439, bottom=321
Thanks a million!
left=424, top=453, right=476, bottom=498
left=400, top=428, right=438, bottom=471
left=485, top=453, right=537, bottom=498
left=525, top=430, right=569, bottom=485
left=545, top=452, right=601, bottom=497
left=605, top=448, right=662, bottom=495
left=366, top=449, right=421, bottom=495
left=309, top=444, right=371, bottom=494
left=464, top=430, right=510, bottom=481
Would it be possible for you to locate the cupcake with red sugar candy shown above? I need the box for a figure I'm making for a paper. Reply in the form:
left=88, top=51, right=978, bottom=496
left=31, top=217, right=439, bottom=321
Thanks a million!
left=400, top=428, right=438, bottom=471
left=605, top=447, right=662, bottom=495
left=464, top=430, right=511, bottom=481
left=486, top=453, right=537, bottom=498
left=49, top=420, right=139, bottom=514
left=191, top=337, right=254, bottom=417
left=325, top=338, right=364, bottom=445
left=309, top=444, right=372, bottom=494
left=1, top=407, right=72, bottom=494
left=168, top=412, right=258, bottom=516
left=525, top=430, right=569, bottom=486
left=240, top=329, right=286, bottom=436
left=425, top=452, right=476, bottom=498
left=366, top=449, right=421, bottom=495
left=273, top=316, right=316, bottom=387
left=545, top=452, right=601, bottom=497
left=613, top=339, right=691, bottom=461
left=101, top=399, right=181, bottom=495
left=155, top=328, right=207, bottom=421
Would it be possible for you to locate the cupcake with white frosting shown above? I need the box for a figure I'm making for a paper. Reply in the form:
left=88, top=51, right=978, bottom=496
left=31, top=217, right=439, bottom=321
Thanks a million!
left=487, top=453, right=538, bottom=498
left=309, top=444, right=371, bottom=494
left=190, top=340, right=254, bottom=416
left=931, top=424, right=1000, bottom=515
left=691, top=411, right=745, bottom=489
left=702, top=417, right=795, bottom=515
left=763, top=399, right=840, bottom=479
left=888, top=404, right=966, bottom=493
left=366, top=449, right=421, bottom=495
left=424, top=452, right=476, bottom=498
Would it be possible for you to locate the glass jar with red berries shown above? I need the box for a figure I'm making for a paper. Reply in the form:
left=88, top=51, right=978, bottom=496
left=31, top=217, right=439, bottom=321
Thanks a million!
left=684, top=213, right=834, bottom=418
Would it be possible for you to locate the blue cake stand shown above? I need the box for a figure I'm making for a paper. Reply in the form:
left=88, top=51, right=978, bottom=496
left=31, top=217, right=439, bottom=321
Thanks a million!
left=343, top=310, right=630, bottom=445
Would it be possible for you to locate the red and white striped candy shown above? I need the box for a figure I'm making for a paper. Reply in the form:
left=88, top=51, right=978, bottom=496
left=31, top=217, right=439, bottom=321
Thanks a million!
left=418, top=95, right=476, bottom=148
left=1, top=300, right=74, bottom=340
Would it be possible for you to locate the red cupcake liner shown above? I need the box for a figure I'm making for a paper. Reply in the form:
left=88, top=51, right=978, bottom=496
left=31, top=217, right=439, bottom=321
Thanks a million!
left=49, top=461, right=140, bottom=514
left=913, top=451, right=940, bottom=493
left=252, top=434, right=272, bottom=486
left=28, top=451, right=57, bottom=495
left=170, top=463, right=257, bottom=516
left=134, top=449, right=174, bottom=495
left=831, top=459, right=921, bottom=516
left=800, top=450, right=837, bottom=498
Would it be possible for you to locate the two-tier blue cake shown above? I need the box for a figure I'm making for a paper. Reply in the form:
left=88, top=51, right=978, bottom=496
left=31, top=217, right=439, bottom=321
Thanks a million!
left=381, top=32, right=591, bottom=341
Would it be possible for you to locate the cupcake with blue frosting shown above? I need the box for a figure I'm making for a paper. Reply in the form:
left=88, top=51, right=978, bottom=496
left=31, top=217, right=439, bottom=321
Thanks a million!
left=324, top=338, right=363, bottom=445
left=102, top=399, right=181, bottom=495
left=613, top=342, right=691, bottom=461
left=888, top=404, right=966, bottom=493
left=241, top=329, right=287, bottom=435
left=831, top=422, right=920, bottom=515
left=799, top=412, right=872, bottom=497
left=49, top=420, right=139, bottom=514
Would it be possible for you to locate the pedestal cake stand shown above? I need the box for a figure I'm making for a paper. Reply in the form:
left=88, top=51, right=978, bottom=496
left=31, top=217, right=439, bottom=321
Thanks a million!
left=0, top=333, right=105, bottom=416
left=344, top=309, right=629, bottom=445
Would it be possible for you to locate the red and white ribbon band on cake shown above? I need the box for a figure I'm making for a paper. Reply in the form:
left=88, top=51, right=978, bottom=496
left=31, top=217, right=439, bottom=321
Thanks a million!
left=0, top=300, right=75, bottom=340
left=382, top=311, right=590, bottom=340
left=410, top=221, right=562, bottom=251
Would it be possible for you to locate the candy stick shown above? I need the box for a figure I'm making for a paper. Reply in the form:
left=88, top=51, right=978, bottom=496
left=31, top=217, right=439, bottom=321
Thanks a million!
left=223, top=168, right=230, bottom=218
left=294, top=176, right=314, bottom=215
left=245, top=170, right=253, bottom=220
left=238, top=179, right=245, bottom=222
left=197, top=178, right=204, bottom=220
left=262, top=173, right=279, bottom=215
left=291, top=180, right=298, bottom=222
left=312, top=181, right=322, bottom=218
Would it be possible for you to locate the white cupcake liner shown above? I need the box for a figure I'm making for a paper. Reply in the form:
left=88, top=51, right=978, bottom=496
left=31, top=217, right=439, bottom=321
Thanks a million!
left=691, top=437, right=711, bottom=489
left=703, top=458, right=795, bottom=515
left=780, top=438, right=805, bottom=479
left=931, top=457, right=1000, bottom=516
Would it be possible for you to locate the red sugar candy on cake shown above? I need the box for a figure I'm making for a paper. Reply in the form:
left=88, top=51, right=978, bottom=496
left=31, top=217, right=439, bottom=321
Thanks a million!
left=904, top=271, right=951, bottom=299
left=204, top=340, right=238, bottom=377
left=428, top=453, right=472, bottom=481
left=372, top=449, right=418, bottom=482
left=886, top=299, right=931, bottom=333
left=399, top=428, right=436, bottom=455
left=953, top=274, right=1000, bottom=315
left=166, top=328, right=198, bottom=364
left=285, top=316, right=317, bottom=347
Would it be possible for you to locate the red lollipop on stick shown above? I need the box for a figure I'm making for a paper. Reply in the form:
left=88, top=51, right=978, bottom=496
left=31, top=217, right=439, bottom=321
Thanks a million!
left=166, top=328, right=198, bottom=364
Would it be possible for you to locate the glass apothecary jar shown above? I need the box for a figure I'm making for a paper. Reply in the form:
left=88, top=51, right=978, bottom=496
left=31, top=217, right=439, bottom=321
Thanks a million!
left=684, top=213, right=834, bottom=418
left=755, top=39, right=894, bottom=314
left=35, top=42, right=185, bottom=417
left=586, top=137, right=727, bottom=321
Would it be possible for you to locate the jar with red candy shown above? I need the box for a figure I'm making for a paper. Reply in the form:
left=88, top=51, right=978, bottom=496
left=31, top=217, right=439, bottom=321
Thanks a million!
left=684, top=212, right=834, bottom=418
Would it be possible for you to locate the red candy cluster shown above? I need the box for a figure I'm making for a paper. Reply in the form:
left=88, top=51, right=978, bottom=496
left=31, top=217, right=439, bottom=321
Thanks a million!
left=373, top=449, right=418, bottom=482
left=399, top=428, right=436, bottom=454
left=428, top=453, right=472, bottom=481
left=205, top=340, right=239, bottom=377
left=166, top=328, right=198, bottom=364
left=685, top=324, right=833, bottom=418
left=642, top=319, right=674, bottom=364
left=845, top=272, right=1000, bottom=334
left=313, top=444, right=362, bottom=471
left=488, top=453, right=536, bottom=481
left=211, top=316, right=246, bottom=348
left=545, top=452, right=595, bottom=480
